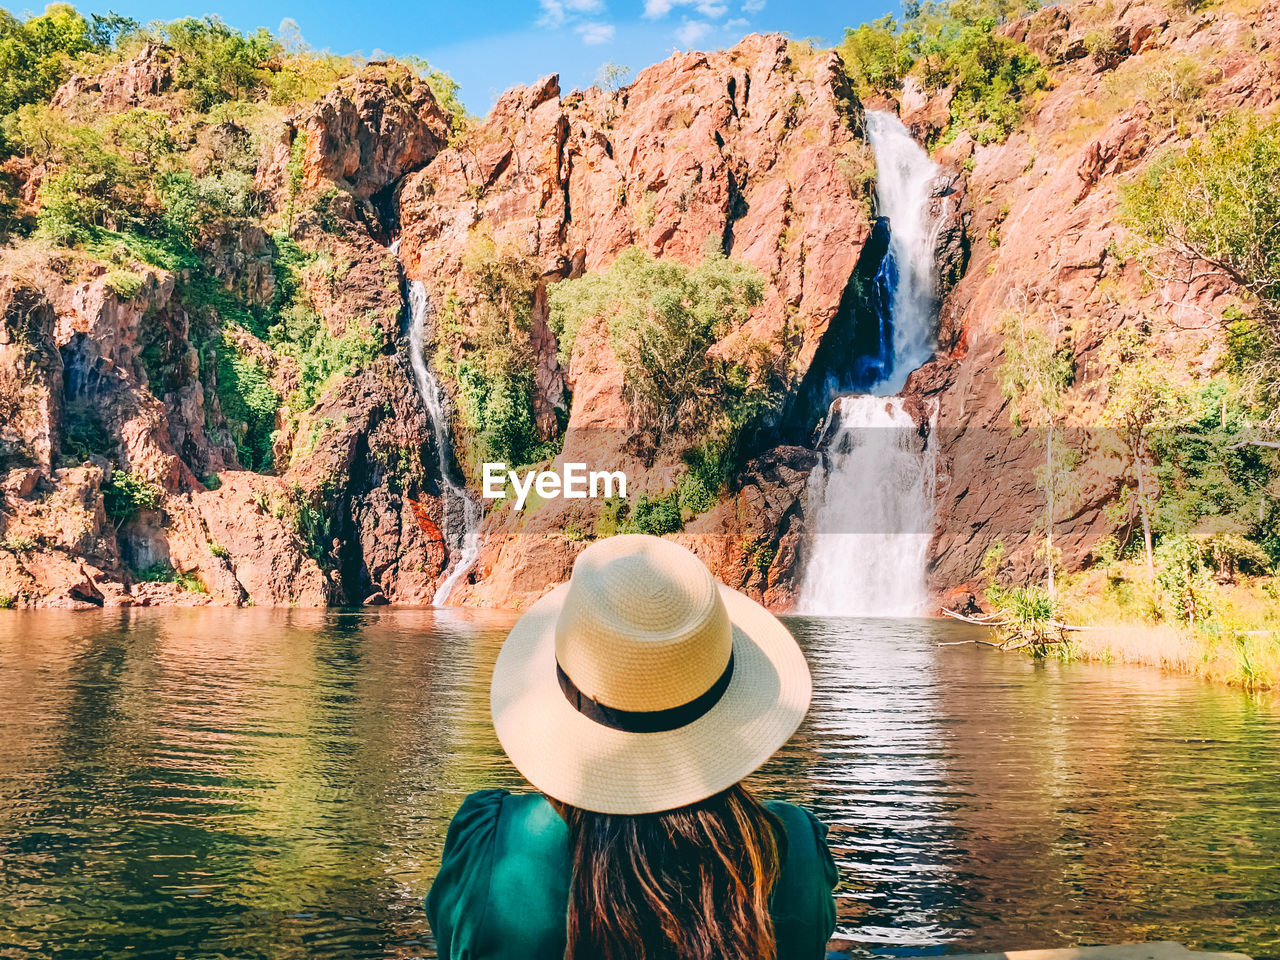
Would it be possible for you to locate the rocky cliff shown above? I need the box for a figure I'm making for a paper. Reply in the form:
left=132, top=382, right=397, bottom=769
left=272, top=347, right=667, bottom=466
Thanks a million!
left=0, top=0, right=1274, bottom=609
left=916, top=0, right=1280, bottom=597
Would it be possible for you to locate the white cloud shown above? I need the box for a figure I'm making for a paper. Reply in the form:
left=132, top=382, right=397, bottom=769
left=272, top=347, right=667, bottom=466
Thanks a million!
left=576, top=21, right=616, bottom=44
left=538, top=0, right=567, bottom=27
left=675, top=18, right=712, bottom=46
left=725, top=16, right=749, bottom=30
left=646, top=0, right=730, bottom=19
left=743, top=0, right=765, bottom=12
left=540, top=0, right=606, bottom=29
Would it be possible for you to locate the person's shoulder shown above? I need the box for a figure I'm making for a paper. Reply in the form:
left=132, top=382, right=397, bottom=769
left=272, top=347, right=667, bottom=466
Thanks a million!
left=448, top=790, right=563, bottom=851
left=764, top=799, right=829, bottom=841
left=763, top=800, right=837, bottom=886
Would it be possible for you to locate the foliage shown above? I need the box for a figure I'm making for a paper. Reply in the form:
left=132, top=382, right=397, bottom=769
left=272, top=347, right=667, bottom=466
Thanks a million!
left=1155, top=535, right=1216, bottom=624
left=1124, top=114, right=1280, bottom=425
left=133, top=561, right=205, bottom=591
left=986, top=582, right=1068, bottom=655
left=596, top=60, right=633, bottom=94
left=441, top=229, right=544, bottom=467
left=999, top=301, right=1075, bottom=595
left=838, top=16, right=913, bottom=97
left=455, top=356, right=538, bottom=467
left=836, top=0, right=1047, bottom=142
left=916, top=18, right=1048, bottom=142
left=214, top=335, right=279, bottom=471
left=103, top=470, right=161, bottom=524
left=548, top=245, right=776, bottom=457
left=1148, top=378, right=1280, bottom=565
left=267, top=233, right=380, bottom=410
left=163, top=16, right=278, bottom=111
left=0, top=4, right=95, bottom=117
left=1125, top=113, right=1280, bottom=315
left=103, top=268, right=143, bottom=299
left=1096, top=328, right=1194, bottom=575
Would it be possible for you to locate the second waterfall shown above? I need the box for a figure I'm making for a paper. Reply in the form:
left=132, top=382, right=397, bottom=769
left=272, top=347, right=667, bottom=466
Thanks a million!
left=405, top=280, right=482, bottom=606
left=797, top=111, right=943, bottom=617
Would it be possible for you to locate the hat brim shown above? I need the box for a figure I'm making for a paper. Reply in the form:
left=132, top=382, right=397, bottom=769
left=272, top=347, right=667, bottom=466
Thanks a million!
left=490, top=582, right=812, bottom=815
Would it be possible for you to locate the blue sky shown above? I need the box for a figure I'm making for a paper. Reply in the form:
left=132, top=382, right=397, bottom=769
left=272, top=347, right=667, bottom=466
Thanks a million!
left=52, top=0, right=898, bottom=111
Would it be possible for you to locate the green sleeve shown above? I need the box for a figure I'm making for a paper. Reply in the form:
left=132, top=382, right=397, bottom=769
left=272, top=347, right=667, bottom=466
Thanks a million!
left=426, top=789, right=508, bottom=960
left=766, top=801, right=839, bottom=960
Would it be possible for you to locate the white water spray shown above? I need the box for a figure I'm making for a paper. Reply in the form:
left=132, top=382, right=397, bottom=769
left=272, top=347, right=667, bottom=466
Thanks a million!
left=798, top=112, right=943, bottom=616
left=405, top=280, right=482, bottom=606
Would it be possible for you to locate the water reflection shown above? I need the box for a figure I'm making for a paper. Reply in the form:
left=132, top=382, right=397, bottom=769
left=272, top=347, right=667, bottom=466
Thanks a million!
left=1, top=610, right=1278, bottom=959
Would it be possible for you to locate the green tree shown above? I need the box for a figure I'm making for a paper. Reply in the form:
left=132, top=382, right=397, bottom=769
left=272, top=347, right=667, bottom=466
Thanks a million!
left=1000, top=300, right=1074, bottom=597
left=1096, top=328, right=1193, bottom=579
left=164, top=16, right=278, bottom=110
left=0, top=4, right=94, bottom=116
left=1124, top=114, right=1280, bottom=425
left=548, top=245, right=773, bottom=455
left=838, top=16, right=910, bottom=97
left=103, top=470, right=162, bottom=527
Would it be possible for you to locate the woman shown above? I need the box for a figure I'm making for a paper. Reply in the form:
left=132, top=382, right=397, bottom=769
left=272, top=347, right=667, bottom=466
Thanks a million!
left=427, top=534, right=837, bottom=959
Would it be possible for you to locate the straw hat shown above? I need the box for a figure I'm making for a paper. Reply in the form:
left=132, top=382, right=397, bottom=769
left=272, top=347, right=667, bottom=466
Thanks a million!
left=490, top=534, right=812, bottom=815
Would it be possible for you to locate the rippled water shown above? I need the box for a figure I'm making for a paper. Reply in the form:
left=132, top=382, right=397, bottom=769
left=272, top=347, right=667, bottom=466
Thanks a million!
left=1, top=610, right=1278, bottom=959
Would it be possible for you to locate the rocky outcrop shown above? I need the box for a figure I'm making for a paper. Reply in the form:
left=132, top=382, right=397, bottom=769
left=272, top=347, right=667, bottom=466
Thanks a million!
left=678, top=446, right=818, bottom=608
left=7, top=0, right=1274, bottom=612
left=283, top=354, right=449, bottom=605
left=0, top=278, right=62, bottom=474
left=50, top=42, right=176, bottom=116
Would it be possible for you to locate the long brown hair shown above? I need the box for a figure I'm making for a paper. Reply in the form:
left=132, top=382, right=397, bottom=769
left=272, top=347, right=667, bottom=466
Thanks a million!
left=557, top=783, right=782, bottom=960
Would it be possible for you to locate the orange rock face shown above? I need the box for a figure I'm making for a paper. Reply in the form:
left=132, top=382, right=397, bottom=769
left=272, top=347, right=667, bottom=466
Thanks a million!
left=396, top=34, right=876, bottom=608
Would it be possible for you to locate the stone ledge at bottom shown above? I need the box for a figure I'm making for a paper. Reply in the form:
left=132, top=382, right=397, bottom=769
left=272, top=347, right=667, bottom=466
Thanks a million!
left=825, top=942, right=1251, bottom=960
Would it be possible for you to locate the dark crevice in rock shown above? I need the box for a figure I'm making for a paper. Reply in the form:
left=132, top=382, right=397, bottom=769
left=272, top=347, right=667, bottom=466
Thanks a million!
left=781, top=216, right=891, bottom=443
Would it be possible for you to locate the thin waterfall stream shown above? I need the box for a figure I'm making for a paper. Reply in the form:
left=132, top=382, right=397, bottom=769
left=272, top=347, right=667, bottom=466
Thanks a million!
left=404, top=278, right=482, bottom=606
left=798, top=112, right=944, bottom=616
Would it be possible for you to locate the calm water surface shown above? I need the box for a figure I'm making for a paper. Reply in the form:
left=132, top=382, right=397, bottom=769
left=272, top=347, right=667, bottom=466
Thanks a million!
left=1, top=610, right=1278, bottom=959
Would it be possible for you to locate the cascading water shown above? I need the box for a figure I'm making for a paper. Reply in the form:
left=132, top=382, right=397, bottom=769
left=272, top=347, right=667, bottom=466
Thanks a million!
left=798, top=397, right=937, bottom=615
left=405, top=280, right=482, bottom=606
left=798, top=111, right=943, bottom=616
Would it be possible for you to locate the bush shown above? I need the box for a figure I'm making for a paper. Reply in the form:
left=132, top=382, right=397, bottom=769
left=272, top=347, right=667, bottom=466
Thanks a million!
left=103, top=269, right=144, bottom=299
left=916, top=19, right=1048, bottom=143
left=104, top=470, right=162, bottom=524
left=0, top=4, right=95, bottom=116
left=133, top=561, right=204, bottom=592
left=1124, top=113, right=1280, bottom=320
left=214, top=336, right=279, bottom=472
left=630, top=491, right=683, bottom=536
left=1155, top=535, right=1215, bottom=624
left=838, top=17, right=912, bottom=97
left=835, top=2, right=1048, bottom=143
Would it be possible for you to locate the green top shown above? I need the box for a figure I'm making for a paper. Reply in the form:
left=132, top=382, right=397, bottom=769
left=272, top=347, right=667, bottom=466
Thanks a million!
left=426, top=789, right=838, bottom=960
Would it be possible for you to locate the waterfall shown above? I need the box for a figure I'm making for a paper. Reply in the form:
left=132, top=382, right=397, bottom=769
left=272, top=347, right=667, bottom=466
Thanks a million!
left=404, top=280, right=482, bottom=606
left=797, top=111, right=943, bottom=616
left=797, top=397, right=936, bottom=615
left=863, top=110, right=944, bottom=395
